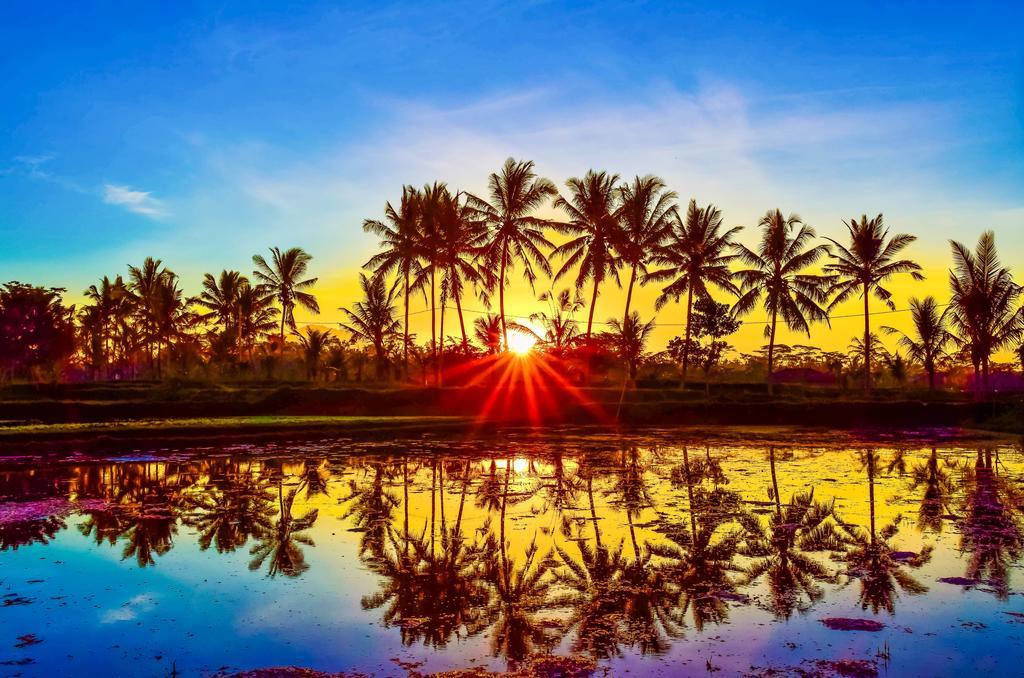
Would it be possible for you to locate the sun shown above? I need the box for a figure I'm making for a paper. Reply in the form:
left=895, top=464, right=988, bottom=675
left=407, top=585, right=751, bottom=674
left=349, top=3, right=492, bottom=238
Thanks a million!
left=507, top=329, right=538, bottom=356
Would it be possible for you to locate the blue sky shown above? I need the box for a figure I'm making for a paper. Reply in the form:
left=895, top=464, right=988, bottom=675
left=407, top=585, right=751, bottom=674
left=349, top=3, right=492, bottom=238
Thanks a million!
left=1, top=1, right=1022, bottom=344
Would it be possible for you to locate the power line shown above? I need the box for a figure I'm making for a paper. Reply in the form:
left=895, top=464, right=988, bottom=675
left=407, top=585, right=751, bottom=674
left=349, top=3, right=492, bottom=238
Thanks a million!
left=293, top=301, right=948, bottom=328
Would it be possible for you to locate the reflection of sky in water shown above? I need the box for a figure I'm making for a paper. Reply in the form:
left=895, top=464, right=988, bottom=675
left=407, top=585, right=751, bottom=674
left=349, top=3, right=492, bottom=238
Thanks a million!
left=1, top=428, right=1023, bottom=676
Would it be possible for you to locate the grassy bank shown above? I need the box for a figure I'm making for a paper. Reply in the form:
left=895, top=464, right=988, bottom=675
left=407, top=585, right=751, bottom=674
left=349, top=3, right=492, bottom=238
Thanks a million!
left=1, top=381, right=1021, bottom=435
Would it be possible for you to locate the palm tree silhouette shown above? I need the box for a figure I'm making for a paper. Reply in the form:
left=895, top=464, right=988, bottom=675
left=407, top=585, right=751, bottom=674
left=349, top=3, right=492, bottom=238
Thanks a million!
left=235, top=282, right=279, bottom=362
left=946, top=231, right=1024, bottom=398
left=614, top=175, right=676, bottom=343
left=339, top=273, right=401, bottom=380
left=552, top=170, right=622, bottom=339
left=530, top=288, right=583, bottom=357
left=882, top=296, right=951, bottom=390
left=824, top=214, right=923, bottom=392
left=468, top=158, right=557, bottom=351
left=606, top=312, right=656, bottom=385
left=293, top=327, right=339, bottom=380
left=252, top=246, right=320, bottom=348
left=197, top=270, right=247, bottom=348
left=648, top=200, right=741, bottom=388
left=83, top=275, right=128, bottom=378
left=363, top=186, right=424, bottom=378
left=436, top=189, right=487, bottom=353
left=733, top=210, right=831, bottom=394
left=474, top=314, right=504, bottom=354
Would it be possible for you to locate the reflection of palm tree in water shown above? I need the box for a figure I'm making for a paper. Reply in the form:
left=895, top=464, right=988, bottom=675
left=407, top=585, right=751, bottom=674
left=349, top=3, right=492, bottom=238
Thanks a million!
left=482, top=455, right=558, bottom=666
left=248, top=471, right=320, bottom=578
left=738, top=447, right=843, bottom=619
left=909, top=448, right=956, bottom=533
left=957, top=447, right=1024, bottom=600
left=361, top=521, right=492, bottom=648
left=1, top=515, right=67, bottom=551
left=185, top=460, right=276, bottom=553
left=76, top=461, right=186, bottom=567
left=340, top=461, right=398, bottom=558
left=837, top=449, right=931, bottom=614
left=655, top=445, right=745, bottom=631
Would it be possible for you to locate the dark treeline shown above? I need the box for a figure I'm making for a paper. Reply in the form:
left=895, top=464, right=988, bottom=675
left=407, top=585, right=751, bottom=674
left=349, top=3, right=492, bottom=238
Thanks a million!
left=3, top=158, right=1022, bottom=398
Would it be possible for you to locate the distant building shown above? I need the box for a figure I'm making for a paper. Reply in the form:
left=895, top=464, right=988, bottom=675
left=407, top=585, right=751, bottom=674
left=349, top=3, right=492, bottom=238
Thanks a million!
left=771, top=367, right=836, bottom=385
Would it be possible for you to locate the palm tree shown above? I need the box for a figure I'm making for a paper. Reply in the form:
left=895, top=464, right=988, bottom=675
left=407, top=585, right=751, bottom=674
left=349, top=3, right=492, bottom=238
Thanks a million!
left=474, top=314, right=503, bottom=355
left=468, top=158, right=557, bottom=351
left=436, top=189, right=487, bottom=353
left=552, top=170, right=622, bottom=339
left=614, top=175, right=676, bottom=340
left=235, top=282, right=279, bottom=362
left=882, top=296, right=950, bottom=390
left=127, top=257, right=172, bottom=371
left=293, top=328, right=339, bottom=380
left=84, top=275, right=128, bottom=378
left=946, top=231, right=1024, bottom=398
left=416, top=182, right=451, bottom=382
left=150, top=273, right=197, bottom=377
left=605, top=312, right=656, bottom=384
left=824, top=215, right=923, bottom=392
left=733, top=210, right=831, bottom=394
left=363, top=186, right=423, bottom=378
left=252, top=246, right=320, bottom=347
left=197, top=270, right=248, bottom=355
left=648, top=200, right=741, bottom=388
left=340, top=273, right=401, bottom=380
left=530, top=288, right=583, bottom=356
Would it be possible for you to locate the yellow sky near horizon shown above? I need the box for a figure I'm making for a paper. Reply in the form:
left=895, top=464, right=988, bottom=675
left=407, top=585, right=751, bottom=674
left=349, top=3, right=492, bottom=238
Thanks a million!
left=300, top=241, right=1010, bottom=360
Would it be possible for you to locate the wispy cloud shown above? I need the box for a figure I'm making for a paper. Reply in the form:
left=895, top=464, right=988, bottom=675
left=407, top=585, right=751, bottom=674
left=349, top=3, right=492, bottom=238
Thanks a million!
left=100, top=593, right=158, bottom=624
left=103, top=183, right=168, bottom=218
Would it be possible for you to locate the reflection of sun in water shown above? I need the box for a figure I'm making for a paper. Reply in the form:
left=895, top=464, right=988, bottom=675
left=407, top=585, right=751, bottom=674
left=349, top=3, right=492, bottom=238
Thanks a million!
left=507, top=329, right=538, bottom=355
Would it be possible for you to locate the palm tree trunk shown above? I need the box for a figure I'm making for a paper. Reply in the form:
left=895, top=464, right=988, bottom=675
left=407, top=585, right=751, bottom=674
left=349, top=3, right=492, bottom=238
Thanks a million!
left=438, top=287, right=445, bottom=387
left=863, top=282, right=871, bottom=393
left=767, top=307, right=778, bottom=396
left=280, top=301, right=287, bottom=351
left=681, top=286, right=694, bottom=390
left=431, top=269, right=438, bottom=385
left=622, top=266, right=637, bottom=327
left=614, top=267, right=639, bottom=422
left=586, top=277, right=600, bottom=339
left=454, top=284, right=469, bottom=351
left=499, top=242, right=509, bottom=351
left=403, top=269, right=410, bottom=381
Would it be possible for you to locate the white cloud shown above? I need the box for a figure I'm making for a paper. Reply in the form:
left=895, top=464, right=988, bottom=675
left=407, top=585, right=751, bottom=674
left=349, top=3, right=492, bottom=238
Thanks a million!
left=103, top=183, right=168, bottom=218
left=100, top=593, right=157, bottom=624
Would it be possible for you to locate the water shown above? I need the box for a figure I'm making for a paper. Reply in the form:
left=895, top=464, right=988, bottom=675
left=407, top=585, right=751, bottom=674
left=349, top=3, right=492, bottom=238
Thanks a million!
left=1, top=427, right=1022, bottom=677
